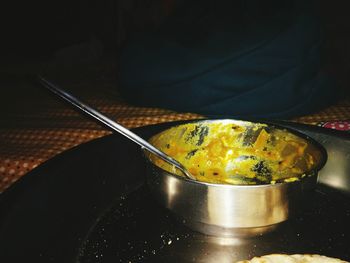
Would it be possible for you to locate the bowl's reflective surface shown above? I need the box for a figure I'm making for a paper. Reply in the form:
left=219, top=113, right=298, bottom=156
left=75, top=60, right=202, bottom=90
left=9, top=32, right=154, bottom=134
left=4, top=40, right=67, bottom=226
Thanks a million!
left=145, top=120, right=327, bottom=236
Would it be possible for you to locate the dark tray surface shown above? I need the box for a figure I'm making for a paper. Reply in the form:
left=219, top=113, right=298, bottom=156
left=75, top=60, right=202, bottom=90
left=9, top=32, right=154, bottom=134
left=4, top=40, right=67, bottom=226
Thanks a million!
left=0, top=121, right=349, bottom=262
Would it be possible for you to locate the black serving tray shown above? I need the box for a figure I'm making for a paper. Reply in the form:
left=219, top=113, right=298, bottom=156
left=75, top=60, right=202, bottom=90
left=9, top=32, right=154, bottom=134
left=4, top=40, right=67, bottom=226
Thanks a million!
left=0, top=121, right=349, bottom=262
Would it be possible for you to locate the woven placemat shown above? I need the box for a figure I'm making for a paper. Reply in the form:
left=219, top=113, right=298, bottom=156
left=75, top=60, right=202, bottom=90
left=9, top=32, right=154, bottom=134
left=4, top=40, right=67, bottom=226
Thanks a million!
left=1, top=83, right=349, bottom=192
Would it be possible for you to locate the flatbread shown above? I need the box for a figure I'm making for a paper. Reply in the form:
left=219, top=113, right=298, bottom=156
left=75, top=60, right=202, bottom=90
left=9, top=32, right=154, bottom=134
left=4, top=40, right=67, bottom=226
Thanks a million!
left=237, top=254, right=349, bottom=263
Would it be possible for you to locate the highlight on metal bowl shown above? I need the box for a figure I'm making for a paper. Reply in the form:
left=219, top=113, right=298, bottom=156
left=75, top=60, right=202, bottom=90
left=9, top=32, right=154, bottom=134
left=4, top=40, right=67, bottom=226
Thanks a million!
left=147, top=120, right=325, bottom=185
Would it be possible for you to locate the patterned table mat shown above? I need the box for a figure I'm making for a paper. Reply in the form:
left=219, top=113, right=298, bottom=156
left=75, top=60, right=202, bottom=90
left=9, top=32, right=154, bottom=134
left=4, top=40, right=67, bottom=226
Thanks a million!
left=1, top=80, right=349, bottom=192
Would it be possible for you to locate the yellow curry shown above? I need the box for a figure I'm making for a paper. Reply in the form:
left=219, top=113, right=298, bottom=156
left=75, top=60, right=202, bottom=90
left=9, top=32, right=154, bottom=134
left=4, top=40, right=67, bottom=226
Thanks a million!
left=147, top=120, right=322, bottom=185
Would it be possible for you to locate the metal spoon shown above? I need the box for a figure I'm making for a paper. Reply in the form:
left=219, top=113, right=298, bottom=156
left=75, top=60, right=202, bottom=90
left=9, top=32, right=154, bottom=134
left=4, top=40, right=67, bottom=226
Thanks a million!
left=37, top=76, right=196, bottom=180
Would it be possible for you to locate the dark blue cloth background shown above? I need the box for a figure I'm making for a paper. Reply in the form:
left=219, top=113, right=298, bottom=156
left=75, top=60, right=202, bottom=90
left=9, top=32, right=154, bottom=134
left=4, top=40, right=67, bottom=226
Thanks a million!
left=119, top=0, right=337, bottom=119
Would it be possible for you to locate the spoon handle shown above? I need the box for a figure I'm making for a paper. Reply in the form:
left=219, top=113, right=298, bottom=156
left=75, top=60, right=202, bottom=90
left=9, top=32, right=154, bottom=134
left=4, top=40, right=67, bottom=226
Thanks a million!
left=37, top=76, right=195, bottom=180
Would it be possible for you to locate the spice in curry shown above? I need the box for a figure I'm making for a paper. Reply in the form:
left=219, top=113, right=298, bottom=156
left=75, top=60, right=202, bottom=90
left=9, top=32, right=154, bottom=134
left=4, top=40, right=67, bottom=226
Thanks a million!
left=148, top=121, right=321, bottom=185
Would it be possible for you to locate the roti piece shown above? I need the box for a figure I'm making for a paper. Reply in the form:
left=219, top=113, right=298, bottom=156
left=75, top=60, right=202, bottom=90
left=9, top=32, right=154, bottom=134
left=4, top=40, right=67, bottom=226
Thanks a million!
left=237, top=254, right=349, bottom=263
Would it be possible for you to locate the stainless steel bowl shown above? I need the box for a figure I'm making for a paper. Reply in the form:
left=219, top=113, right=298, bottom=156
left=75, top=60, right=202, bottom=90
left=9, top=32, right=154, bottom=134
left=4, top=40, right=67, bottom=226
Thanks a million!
left=145, top=119, right=327, bottom=237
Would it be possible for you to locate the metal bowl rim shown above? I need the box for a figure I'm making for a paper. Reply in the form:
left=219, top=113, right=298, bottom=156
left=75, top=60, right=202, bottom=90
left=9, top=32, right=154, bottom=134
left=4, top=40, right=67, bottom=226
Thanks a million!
left=145, top=118, right=327, bottom=188
left=146, top=157, right=316, bottom=189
